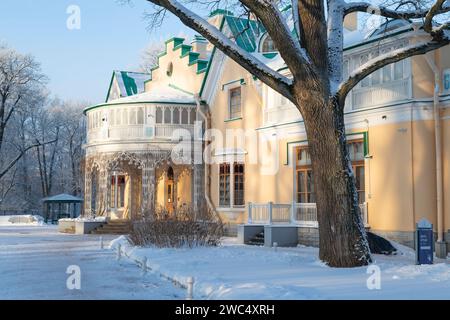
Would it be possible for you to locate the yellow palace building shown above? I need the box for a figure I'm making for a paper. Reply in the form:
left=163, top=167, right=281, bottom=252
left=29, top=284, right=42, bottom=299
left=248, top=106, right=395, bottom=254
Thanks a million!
left=83, top=9, right=450, bottom=257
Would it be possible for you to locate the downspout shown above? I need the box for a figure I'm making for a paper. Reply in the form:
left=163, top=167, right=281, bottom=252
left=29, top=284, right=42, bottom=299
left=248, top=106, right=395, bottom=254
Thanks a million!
left=424, top=54, right=444, bottom=244
left=194, top=94, right=216, bottom=214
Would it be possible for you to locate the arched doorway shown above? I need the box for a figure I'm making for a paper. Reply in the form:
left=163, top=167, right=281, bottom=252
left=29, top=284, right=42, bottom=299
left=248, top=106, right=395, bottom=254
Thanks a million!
left=166, top=166, right=174, bottom=214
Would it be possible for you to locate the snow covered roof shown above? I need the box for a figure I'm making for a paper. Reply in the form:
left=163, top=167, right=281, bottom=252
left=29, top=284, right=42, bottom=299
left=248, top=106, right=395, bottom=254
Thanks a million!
left=106, top=71, right=151, bottom=102
left=42, top=194, right=83, bottom=203
left=84, top=85, right=196, bottom=114
left=107, top=85, right=195, bottom=104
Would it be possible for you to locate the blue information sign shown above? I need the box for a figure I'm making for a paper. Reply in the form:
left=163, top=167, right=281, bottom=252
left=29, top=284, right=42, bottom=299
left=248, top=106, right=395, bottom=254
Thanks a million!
left=415, top=219, right=433, bottom=265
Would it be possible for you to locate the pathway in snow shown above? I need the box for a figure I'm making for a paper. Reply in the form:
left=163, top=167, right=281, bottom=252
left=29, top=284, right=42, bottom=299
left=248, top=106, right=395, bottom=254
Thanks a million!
left=0, top=226, right=183, bottom=299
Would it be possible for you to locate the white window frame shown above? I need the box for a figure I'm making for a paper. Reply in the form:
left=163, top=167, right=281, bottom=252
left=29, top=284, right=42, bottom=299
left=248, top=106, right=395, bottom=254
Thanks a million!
left=228, top=86, right=242, bottom=120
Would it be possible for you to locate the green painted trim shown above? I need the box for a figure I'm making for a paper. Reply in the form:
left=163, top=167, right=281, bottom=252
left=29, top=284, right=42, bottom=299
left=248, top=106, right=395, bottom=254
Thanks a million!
left=105, top=72, right=116, bottom=103
left=262, top=52, right=278, bottom=59
left=168, top=83, right=194, bottom=96
left=281, top=4, right=292, bottom=12
left=187, top=52, right=201, bottom=65
left=83, top=100, right=196, bottom=115
left=346, top=131, right=369, bottom=155
left=199, top=17, right=226, bottom=97
left=174, top=43, right=192, bottom=56
left=165, top=37, right=185, bottom=46
left=284, top=131, right=369, bottom=165
left=209, top=9, right=234, bottom=17
left=284, top=140, right=308, bottom=165
left=221, top=78, right=246, bottom=91
left=224, top=117, right=242, bottom=122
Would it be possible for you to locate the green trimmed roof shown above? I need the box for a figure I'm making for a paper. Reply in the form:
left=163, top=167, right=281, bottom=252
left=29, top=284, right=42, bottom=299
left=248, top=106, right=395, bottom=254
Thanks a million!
left=105, top=71, right=151, bottom=102
left=224, top=16, right=265, bottom=52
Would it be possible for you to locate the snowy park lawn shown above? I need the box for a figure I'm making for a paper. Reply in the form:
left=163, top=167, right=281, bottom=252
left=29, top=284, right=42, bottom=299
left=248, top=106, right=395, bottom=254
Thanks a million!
left=111, top=236, right=450, bottom=300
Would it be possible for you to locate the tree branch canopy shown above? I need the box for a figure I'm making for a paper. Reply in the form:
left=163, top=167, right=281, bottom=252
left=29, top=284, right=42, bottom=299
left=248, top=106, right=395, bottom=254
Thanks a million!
left=145, top=0, right=296, bottom=101
left=238, top=0, right=314, bottom=80
left=344, top=0, right=450, bottom=19
left=0, top=139, right=56, bottom=180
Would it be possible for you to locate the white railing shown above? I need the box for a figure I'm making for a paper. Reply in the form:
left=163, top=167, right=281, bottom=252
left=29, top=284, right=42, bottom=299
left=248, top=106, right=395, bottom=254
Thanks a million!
left=155, top=124, right=194, bottom=138
left=87, top=124, right=195, bottom=143
left=352, top=78, right=410, bottom=109
left=294, top=203, right=318, bottom=227
left=109, top=125, right=144, bottom=140
left=248, top=202, right=368, bottom=228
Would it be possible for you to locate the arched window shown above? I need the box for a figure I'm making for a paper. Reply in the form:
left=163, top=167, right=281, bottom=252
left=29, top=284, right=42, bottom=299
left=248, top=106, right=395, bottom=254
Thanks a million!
left=164, top=108, right=171, bottom=124
left=173, top=108, right=180, bottom=124
left=261, top=35, right=276, bottom=52
left=137, top=108, right=144, bottom=125
left=181, top=108, right=189, bottom=124
left=189, top=109, right=196, bottom=125
left=166, top=62, right=173, bottom=77
left=156, top=107, right=163, bottom=124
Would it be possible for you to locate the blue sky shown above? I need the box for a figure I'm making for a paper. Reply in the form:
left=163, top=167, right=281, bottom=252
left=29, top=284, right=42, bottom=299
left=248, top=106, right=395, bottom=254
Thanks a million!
left=0, top=0, right=196, bottom=104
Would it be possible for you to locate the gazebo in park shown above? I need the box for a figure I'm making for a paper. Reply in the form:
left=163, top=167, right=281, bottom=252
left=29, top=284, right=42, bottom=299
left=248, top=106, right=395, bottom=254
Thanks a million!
left=42, top=194, right=83, bottom=223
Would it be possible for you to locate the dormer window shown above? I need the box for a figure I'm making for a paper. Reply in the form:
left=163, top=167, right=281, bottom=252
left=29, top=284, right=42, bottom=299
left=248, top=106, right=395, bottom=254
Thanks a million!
left=260, top=34, right=276, bottom=53
left=166, top=62, right=173, bottom=77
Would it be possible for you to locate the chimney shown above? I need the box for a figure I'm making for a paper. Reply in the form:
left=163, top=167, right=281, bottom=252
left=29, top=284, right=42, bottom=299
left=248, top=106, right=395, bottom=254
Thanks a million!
left=191, top=35, right=208, bottom=59
left=344, top=12, right=358, bottom=31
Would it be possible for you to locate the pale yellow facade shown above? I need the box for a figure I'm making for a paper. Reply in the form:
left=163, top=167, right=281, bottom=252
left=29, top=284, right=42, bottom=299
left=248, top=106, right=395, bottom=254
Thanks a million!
left=84, top=10, right=450, bottom=251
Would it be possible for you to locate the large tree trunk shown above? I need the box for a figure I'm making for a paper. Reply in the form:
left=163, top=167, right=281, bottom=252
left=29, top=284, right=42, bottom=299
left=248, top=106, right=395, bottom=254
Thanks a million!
left=298, top=93, right=371, bottom=267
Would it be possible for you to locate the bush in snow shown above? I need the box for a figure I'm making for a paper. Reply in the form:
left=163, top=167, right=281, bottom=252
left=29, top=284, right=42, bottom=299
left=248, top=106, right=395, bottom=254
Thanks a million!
left=128, top=205, right=223, bottom=248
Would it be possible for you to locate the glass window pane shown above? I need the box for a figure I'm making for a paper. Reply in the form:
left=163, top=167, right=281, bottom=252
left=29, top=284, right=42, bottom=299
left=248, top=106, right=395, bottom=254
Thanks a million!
left=156, top=107, right=163, bottom=124
left=229, top=87, right=241, bottom=118
left=181, top=109, right=189, bottom=124
left=118, top=176, right=125, bottom=208
left=372, top=69, right=381, bottom=85
left=383, top=65, right=392, bottom=82
left=137, top=108, right=144, bottom=125
left=190, top=109, right=196, bottom=125
left=164, top=108, right=171, bottom=124
left=394, top=61, right=403, bottom=80
left=298, top=171, right=306, bottom=192
left=297, top=148, right=311, bottom=166
left=173, top=108, right=180, bottom=124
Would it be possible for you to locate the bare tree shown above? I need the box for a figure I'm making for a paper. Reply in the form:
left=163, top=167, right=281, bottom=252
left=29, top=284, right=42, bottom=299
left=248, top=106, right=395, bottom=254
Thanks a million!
left=0, top=46, right=47, bottom=180
left=58, top=100, right=86, bottom=196
left=140, top=41, right=165, bottom=73
left=138, top=0, right=450, bottom=267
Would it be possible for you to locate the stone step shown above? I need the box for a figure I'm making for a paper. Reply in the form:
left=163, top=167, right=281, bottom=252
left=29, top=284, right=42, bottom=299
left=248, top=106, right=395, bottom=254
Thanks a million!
left=247, top=231, right=265, bottom=246
left=89, top=220, right=132, bottom=235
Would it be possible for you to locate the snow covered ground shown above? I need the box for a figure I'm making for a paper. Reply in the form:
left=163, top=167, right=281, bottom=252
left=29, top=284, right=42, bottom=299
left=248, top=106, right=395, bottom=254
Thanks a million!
left=0, top=226, right=183, bottom=299
left=111, top=237, right=450, bottom=300
left=0, top=215, right=45, bottom=226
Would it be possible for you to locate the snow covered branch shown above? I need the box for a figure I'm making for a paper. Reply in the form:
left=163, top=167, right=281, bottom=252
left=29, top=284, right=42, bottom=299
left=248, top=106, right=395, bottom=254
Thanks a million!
left=239, top=0, right=312, bottom=75
left=327, top=0, right=345, bottom=88
left=344, top=0, right=450, bottom=19
left=336, top=31, right=450, bottom=106
left=145, top=0, right=294, bottom=100
left=424, top=0, right=447, bottom=32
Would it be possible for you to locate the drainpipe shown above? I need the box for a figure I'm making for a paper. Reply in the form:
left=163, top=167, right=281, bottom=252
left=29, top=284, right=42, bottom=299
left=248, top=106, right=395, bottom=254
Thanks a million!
left=424, top=53, right=446, bottom=257
left=194, top=94, right=216, bottom=215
